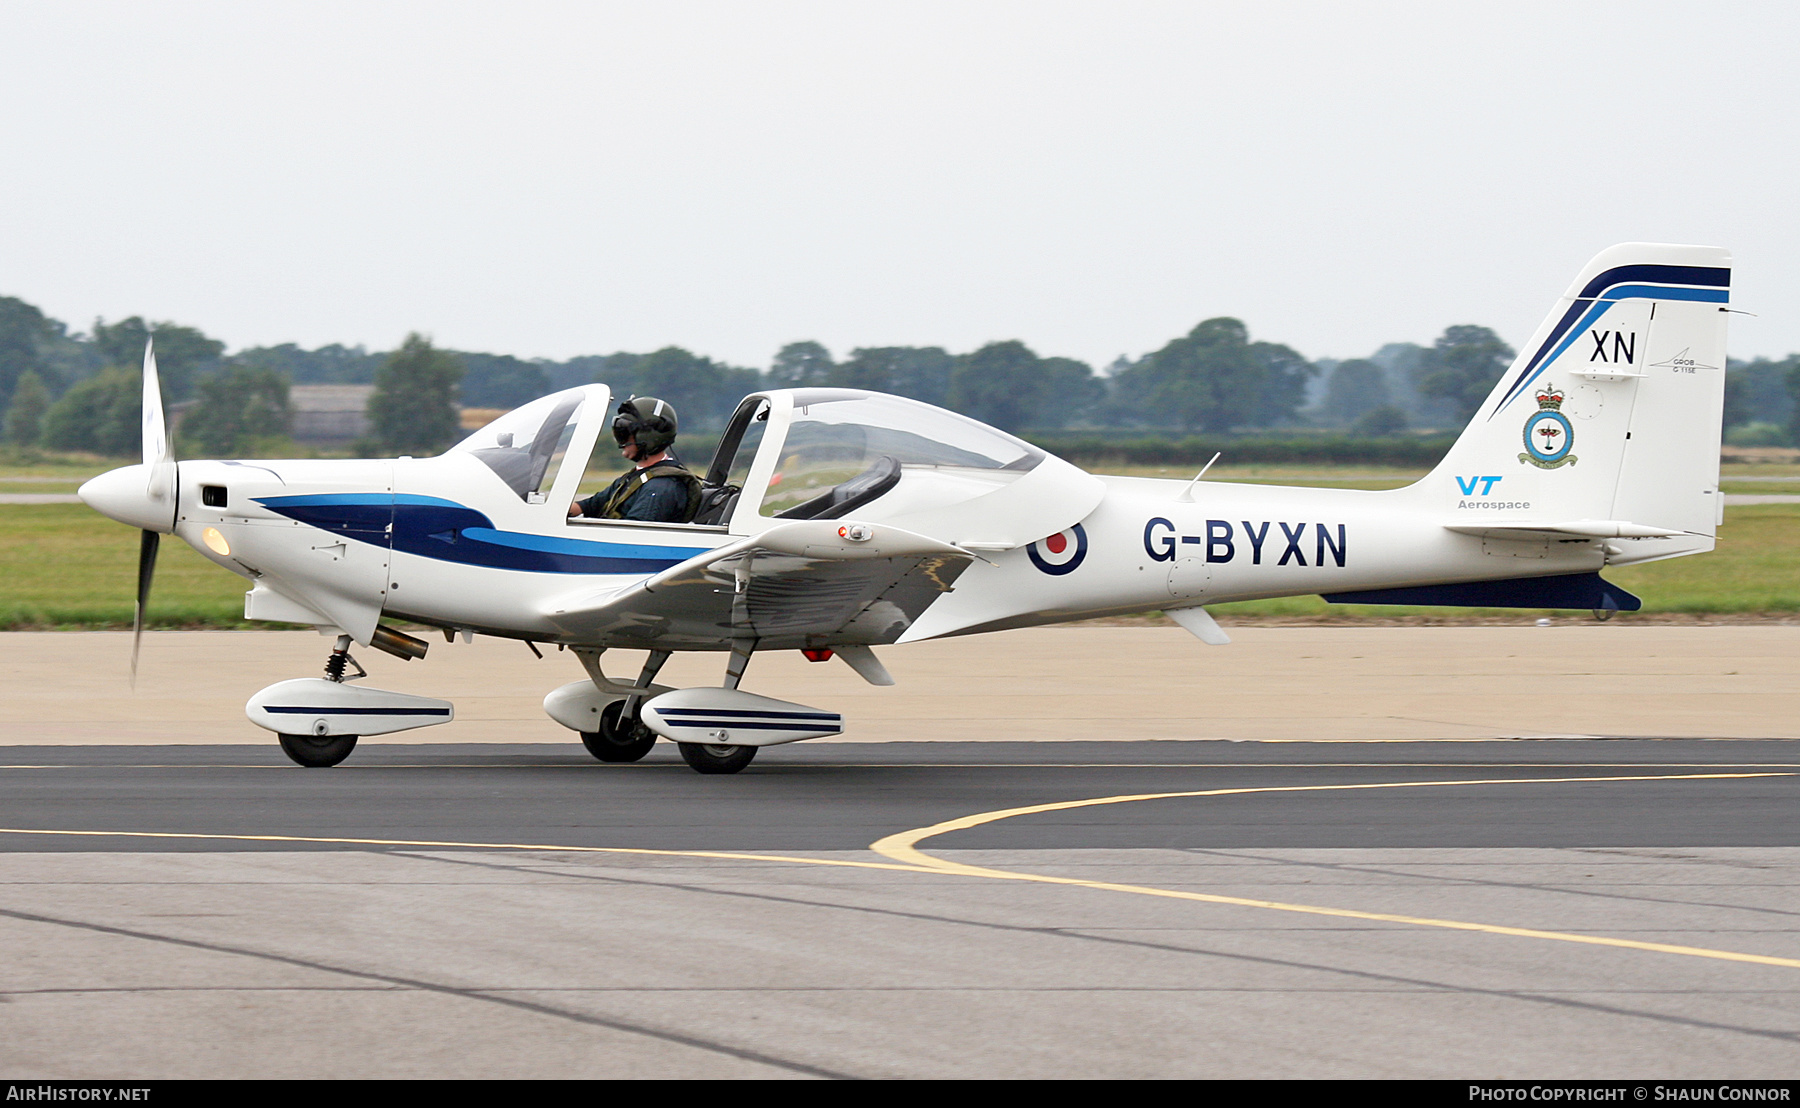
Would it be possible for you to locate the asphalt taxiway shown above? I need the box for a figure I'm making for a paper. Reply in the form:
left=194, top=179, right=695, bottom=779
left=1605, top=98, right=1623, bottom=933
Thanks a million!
left=2, top=740, right=1799, bottom=850
left=4, top=739, right=1799, bottom=1078
left=2, top=628, right=1797, bottom=1078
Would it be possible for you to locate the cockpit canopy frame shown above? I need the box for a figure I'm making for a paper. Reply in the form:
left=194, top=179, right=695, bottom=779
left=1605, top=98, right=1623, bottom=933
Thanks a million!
left=701, top=389, right=1098, bottom=549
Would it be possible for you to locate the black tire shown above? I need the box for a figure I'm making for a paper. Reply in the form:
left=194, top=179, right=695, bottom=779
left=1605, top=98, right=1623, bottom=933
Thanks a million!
left=580, top=699, right=657, bottom=763
left=677, top=742, right=757, bottom=775
left=278, top=733, right=358, bottom=768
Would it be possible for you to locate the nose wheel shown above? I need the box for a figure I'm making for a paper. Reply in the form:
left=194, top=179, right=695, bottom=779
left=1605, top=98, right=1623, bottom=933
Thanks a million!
left=278, top=732, right=359, bottom=768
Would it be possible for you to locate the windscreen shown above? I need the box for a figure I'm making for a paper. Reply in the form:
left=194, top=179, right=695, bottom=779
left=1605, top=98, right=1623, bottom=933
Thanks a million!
left=452, top=389, right=586, bottom=501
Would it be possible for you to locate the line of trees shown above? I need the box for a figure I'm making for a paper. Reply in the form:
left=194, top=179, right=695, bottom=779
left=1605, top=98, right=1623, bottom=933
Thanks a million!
left=1721, top=356, right=1800, bottom=447
left=3, top=290, right=1797, bottom=458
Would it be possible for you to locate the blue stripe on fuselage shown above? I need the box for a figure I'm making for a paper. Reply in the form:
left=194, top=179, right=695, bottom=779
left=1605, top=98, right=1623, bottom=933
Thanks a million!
left=256, top=492, right=396, bottom=535
left=253, top=493, right=706, bottom=574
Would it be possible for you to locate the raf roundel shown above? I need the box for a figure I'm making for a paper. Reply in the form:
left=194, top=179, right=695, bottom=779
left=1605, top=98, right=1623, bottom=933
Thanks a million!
left=1027, top=523, right=1089, bottom=576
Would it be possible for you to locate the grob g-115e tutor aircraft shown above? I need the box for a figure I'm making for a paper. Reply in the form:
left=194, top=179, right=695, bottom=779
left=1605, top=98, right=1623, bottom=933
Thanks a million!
left=80, top=243, right=1733, bottom=772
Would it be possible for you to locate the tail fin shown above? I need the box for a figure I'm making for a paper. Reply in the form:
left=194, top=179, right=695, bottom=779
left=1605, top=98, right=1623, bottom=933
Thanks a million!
left=1427, top=243, right=1731, bottom=538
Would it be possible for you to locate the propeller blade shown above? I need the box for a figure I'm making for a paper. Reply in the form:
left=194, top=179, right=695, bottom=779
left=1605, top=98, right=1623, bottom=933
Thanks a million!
left=141, top=338, right=175, bottom=520
left=131, top=529, right=159, bottom=688
left=142, top=338, right=169, bottom=467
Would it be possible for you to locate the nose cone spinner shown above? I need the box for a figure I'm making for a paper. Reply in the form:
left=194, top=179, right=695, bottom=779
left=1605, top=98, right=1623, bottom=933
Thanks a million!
left=79, top=464, right=177, bottom=533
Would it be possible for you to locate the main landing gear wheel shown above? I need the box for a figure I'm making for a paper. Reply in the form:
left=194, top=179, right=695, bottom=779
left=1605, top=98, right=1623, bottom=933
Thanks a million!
left=278, top=733, right=359, bottom=768
left=678, top=742, right=757, bottom=775
left=580, top=700, right=658, bottom=763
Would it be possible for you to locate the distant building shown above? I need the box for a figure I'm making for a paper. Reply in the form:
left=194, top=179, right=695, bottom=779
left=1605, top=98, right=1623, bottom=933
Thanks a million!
left=290, top=385, right=374, bottom=443
left=290, top=385, right=504, bottom=445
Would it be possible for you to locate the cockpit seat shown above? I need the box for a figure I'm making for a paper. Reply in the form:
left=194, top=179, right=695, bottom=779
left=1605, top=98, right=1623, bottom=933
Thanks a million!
left=773, top=455, right=901, bottom=521
left=691, top=484, right=740, bottom=526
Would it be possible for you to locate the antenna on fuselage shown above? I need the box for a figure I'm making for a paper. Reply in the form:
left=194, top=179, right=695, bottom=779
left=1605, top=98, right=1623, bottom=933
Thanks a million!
left=1174, top=452, right=1222, bottom=503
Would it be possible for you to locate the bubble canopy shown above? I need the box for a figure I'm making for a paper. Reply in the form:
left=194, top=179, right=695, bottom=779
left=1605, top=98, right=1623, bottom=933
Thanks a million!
left=781, top=390, right=1041, bottom=466
left=742, top=390, right=1045, bottom=519
left=451, top=388, right=588, bottom=500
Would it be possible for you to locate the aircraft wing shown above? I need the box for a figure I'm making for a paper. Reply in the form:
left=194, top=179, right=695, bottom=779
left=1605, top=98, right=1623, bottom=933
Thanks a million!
left=540, top=519, right=976, bottom=649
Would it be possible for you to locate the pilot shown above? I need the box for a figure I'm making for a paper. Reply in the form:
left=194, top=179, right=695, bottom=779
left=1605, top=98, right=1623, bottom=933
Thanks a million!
left=568, top=397, right=703, bottom=523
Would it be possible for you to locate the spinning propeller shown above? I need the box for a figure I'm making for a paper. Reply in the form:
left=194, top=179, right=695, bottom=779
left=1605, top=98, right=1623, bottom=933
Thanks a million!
left=77, top=340, right=177, bottom=685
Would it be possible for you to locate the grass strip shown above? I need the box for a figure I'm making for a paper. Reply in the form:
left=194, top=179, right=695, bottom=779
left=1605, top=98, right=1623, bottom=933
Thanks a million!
left=6, top=500, right=1795, bottom=630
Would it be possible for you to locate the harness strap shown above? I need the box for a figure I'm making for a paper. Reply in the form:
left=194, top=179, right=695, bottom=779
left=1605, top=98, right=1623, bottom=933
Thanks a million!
left=596, top=461, right=703, bottom=521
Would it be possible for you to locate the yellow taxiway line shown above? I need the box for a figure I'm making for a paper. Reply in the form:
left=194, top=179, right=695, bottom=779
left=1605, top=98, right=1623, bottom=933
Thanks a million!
left=2, top=760, right=1799, bottom=770
left=871, top=772, right=1800, bottom=969
left=0, top=826, right=934, bottom=875
left=2, top=771, right=1796, bottom=969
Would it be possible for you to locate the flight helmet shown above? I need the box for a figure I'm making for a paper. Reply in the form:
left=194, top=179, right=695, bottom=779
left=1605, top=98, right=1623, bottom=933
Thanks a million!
left=612, top=396, right=679, bottom=456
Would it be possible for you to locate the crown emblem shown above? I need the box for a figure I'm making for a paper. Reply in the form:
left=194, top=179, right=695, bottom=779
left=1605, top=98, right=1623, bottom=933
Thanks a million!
left=1519, top=382, right=1577, bottom=469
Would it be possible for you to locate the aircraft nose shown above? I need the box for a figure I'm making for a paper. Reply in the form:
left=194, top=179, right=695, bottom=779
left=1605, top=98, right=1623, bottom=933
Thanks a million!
left=79, top=464, right=176, bottom=533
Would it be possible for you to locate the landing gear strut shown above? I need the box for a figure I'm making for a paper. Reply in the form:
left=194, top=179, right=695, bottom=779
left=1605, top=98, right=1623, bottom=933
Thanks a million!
left=276, top=634, right=364, bottom=768
left=576, top=650, right=669, bottom=764
left=322, top=635, right=367, bottom=682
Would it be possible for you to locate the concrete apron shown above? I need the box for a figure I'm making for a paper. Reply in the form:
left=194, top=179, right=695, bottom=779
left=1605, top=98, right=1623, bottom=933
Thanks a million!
left=4, top=626, right=1797, bottom=745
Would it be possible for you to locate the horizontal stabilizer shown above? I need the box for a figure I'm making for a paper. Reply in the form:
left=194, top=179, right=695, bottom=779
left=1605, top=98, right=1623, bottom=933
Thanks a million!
left=1445, top=520, right=1686, bottom=540
left=1323, top=572, right=1641, bottom=611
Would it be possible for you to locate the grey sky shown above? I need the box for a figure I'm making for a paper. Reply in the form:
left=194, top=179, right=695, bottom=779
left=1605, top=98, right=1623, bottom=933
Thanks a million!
left=3, top=1, right=1796, bottom=370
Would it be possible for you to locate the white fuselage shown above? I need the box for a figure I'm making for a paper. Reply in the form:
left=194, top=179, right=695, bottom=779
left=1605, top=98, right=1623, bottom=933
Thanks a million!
left=897, top=475, right=1626, bottom=640
left=168, top=453, right=1650, bottom=652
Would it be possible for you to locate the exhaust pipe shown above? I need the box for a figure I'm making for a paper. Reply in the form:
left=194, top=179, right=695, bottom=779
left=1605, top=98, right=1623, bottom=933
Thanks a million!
left=370, top=625, right=430, bottom=661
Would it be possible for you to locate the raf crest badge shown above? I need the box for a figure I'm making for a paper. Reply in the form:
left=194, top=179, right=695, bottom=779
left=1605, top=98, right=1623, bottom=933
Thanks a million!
left=1519, top=384, right=1577, bottom=470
